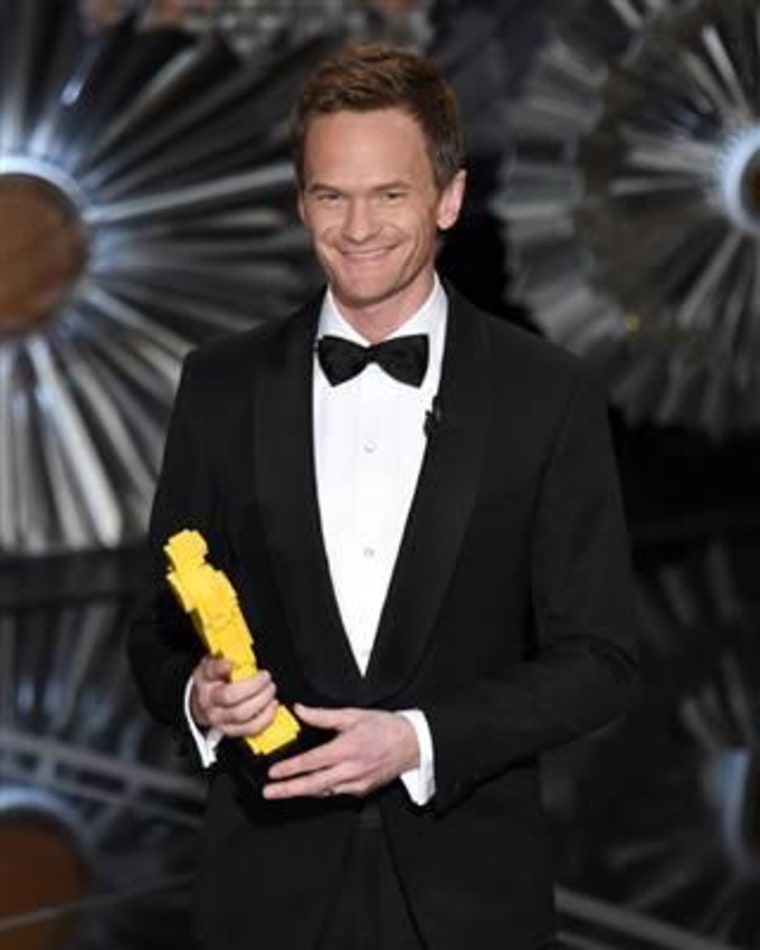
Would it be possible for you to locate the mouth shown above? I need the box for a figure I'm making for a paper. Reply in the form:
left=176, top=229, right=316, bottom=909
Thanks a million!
left=339, top=246, right=395, bottom=262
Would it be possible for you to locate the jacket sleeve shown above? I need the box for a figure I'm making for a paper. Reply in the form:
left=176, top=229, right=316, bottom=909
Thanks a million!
left=127, top=350, right=223, bottom=734
left=426, top=371, right=640, bottom=812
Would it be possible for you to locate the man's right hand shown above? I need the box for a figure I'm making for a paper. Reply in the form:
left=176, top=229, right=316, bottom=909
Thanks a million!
left=189, top=656, right=279, bottom=738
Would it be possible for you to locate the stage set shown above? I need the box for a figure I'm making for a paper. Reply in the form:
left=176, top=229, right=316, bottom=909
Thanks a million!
left=2, top=1, right=760, bottom=948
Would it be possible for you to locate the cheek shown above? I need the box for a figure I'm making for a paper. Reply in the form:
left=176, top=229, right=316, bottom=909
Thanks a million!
left=411, top=217, right=440, bottom=253
left=309, top=222, right=338, bottom=252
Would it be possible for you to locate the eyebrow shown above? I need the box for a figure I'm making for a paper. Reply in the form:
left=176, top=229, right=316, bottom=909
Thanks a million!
left=305, top=183, right=340, bottom=194
left=305, top=180, right=411, bottom=195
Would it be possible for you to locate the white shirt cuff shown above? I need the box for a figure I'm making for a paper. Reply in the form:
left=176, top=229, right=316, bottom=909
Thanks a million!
left=397, top=709, right=435, bottom=805
left=183, top=676, right=223, bottom=768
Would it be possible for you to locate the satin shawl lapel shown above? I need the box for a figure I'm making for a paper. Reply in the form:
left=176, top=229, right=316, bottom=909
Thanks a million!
left=362, top=293, right=490, bottom=704
left=253, top=299, right=363, bottom=702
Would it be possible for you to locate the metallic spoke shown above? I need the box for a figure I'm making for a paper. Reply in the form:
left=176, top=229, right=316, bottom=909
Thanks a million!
left=28, top=337, right=122, bottom=547
left=85, top=164, right=294, bottom=225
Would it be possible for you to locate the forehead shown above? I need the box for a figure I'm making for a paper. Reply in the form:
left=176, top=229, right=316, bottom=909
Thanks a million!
left=301, top=108, right=435, bottom=186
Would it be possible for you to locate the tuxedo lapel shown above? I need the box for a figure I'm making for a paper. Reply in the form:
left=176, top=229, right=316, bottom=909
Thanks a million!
left=362, top=292, right=490, bottom=704
left=253, top=298, right=363, bottom=702
left=253, top=290, right=490, bottom=707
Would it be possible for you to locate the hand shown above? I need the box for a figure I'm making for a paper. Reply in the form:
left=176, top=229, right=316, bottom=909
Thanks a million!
left=190, top=655, right=278, bottom=738
left=263, top=704, right=419, bottom=800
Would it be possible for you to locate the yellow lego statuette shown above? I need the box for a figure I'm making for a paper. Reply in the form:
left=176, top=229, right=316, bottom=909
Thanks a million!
left=164, top=529, right=300, bottom=756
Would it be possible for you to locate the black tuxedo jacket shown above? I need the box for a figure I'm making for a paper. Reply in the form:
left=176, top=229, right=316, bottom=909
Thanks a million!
left=128, top=287, right=639, bottom=950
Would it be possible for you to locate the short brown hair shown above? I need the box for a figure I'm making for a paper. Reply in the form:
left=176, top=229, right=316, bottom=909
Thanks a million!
left=292, top=43, right=465, bottom=191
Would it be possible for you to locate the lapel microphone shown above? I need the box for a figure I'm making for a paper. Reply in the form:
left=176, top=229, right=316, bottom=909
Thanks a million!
left=424, top=394, right=444, bottom=439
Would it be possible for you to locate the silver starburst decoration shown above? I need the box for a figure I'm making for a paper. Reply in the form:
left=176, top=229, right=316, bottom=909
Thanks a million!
left=497, top=0, right=760, bottom=436
left=0, top=553, right=203, bottom=948
left=0, top=0, right=337, bottom=557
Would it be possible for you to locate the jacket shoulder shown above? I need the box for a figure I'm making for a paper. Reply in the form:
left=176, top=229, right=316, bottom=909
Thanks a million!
left=452, top=291, right=592, bottom=394
left=184, top=297, right=319, bottom=383
left=486, top=310, right=583, bottom=380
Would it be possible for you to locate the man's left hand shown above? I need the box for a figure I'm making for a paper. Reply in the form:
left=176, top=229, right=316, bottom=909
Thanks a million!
left=263, top=704, right=419, bottom=799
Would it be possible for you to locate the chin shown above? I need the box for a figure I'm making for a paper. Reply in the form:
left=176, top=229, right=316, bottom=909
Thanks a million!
left=332, top=278, right=397, bottom=308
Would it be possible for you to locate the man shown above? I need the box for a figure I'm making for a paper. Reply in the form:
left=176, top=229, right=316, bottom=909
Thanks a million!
left=129, top=44, right=639, bottom=950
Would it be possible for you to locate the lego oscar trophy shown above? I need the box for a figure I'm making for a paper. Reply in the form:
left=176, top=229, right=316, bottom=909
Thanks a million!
left=164, top=529, right=302, bottom=790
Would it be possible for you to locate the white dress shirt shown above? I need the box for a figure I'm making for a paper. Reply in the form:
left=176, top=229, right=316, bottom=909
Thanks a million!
left=186, top=276, right=446, bottom=805
left=313, top=277, right=446, bottom=804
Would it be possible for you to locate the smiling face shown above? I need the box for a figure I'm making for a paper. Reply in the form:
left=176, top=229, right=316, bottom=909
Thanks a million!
left=298, top=108, right=465, bottom=340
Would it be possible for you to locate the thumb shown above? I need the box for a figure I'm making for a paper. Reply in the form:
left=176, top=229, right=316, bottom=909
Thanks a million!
left=203, top=654, right=233, bottom=682
left=294, top=704, right=358, bottom=731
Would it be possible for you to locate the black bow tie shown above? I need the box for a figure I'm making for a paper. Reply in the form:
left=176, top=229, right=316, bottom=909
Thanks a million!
left=317, top=334, right=429, bottom=387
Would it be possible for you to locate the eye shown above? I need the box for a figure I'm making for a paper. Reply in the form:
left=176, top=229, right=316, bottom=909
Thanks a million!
left=316, top=191, right=342, bottom=205
left=381, top=190, right=405, bottom=202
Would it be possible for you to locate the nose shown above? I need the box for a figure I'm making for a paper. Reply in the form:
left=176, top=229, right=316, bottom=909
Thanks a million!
left=341, top=198, right=378, bottom=243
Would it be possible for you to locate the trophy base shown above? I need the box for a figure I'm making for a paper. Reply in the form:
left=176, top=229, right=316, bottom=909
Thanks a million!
left=216, top=724, right=332, bottom=796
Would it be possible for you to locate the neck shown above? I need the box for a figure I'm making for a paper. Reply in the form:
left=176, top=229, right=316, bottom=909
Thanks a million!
left=332, top=273, right=436, bottom=343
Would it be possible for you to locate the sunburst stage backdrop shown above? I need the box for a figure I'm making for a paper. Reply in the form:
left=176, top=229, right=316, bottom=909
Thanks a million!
left=0, top=1, right=331, bottom=556
left=499, top=0, right=760, bottom=437
left=4, top=2, right=760, bottom=949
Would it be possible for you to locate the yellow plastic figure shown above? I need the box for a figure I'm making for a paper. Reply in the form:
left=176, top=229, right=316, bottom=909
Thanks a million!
left=164, top=528, right=301, bottom=756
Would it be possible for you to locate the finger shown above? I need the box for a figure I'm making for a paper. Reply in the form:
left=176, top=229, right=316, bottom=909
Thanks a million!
left=267, top=733, right=348, bottom=780
left=188, top=680, right=213, bottom=728
left=201, top=655, right=233, bottom=682
left=207, top=683, right=276, bottom=728
left=294, top=704, right=359, bottom=730
left=323, top=779, right=372, bottom=798
left=221, top=700, right=279, bottom=738
left=213, top=671, right=274, bottom=708
left=262, top=765, right=350, bottom=801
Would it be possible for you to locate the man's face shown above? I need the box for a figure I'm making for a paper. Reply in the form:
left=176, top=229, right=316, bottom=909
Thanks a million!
left=298, top=108, right=465, bottom=331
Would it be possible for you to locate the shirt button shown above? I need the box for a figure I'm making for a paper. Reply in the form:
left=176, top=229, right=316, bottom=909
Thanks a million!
left=363, top=546, right=376, bottom=559
left=363, top=440, right=377, bottom=454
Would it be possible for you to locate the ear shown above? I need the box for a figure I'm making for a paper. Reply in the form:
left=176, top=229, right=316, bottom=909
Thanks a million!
left=436, top=169, right=467, bottom=232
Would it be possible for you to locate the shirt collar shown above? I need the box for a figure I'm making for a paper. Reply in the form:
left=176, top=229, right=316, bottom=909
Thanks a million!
left=318, top=275, right=446, bottom=344
left=316, top=275, right=448, bottom=389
